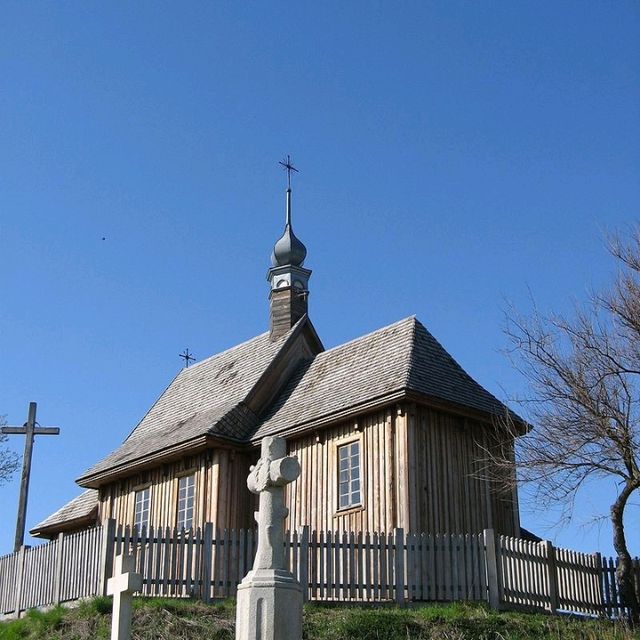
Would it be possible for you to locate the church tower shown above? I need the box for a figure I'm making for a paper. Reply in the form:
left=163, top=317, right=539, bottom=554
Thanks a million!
left=267, top=157, right=311, bottom=341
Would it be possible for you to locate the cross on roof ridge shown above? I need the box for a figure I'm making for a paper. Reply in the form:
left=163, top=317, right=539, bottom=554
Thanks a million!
left=179, top=348, right=196, bottom=368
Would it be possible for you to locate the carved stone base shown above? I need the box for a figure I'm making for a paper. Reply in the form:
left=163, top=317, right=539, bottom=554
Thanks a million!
left=235, top=569, right=302, bottom=640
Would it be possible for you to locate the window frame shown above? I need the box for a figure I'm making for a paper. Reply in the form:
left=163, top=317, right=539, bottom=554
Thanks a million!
left=335, top=435, right=364, bottom=514
left=133, top=484, right=151, bottom=532
left=176, top=473, right=196, bottom=531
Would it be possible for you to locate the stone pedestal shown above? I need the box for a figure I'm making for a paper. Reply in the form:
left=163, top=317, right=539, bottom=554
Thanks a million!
left=236, top=569, right=302, bottom=640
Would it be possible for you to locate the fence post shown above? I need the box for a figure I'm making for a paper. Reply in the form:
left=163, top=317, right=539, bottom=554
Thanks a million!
left=53, top=532, right=65, bottom=605
left=299, top=526, right=310, bottom=602
left=13, top=546, right=26, bottom=619
left=594, top=552, right=605, bottom=616
left=543, top=540, right=558, bottom=614
left=99, top=518, right=117, bottom=596
left=202, top=523, right=214, bottom=604
left=394, top=528, right=405, bottom=605
left=483, top=529, right=500, bottom=610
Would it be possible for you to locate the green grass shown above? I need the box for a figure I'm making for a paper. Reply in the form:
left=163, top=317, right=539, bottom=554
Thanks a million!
left=0, top=598, right=637, bottom=640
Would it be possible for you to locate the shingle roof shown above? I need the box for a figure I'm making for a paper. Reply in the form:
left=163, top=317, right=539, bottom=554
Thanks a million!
left=253, top=317, right=416, bottom=439
left=407, top=318, right=510, bottom=416
left=78, top=315, right=517, bottom=484
left=253, top=316, right=513, bottom=439
left=30, top=489, right=98, bottom=534
left=78, top=325, right=301, bottom=482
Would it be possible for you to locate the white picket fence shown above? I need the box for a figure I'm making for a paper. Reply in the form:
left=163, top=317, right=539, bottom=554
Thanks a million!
left=1, top=521, right=638, bottom=619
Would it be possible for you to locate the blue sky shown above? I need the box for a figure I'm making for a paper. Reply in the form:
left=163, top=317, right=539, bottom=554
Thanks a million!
left=1, top=1, right=638, bottom=556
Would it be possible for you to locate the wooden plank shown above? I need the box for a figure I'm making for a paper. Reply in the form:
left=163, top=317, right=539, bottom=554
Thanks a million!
left=13, top=545, right=26, bottom=617
left=379, top=531, right=387, bottom=600
left=138, top=526, right=148, bottom=595
left=341, top=530, right=348, bottom=600
left=484, top=530, right=500, bottom=610
left=169, top=527, right=178, bottom=597
left=318, top=530, right=325, bottom=600
left=327, top=531, right=334, bottom=600
left=201, top=524, right=213, bottom=602
left=299, top=527, right=308, bottom=602
left=541, top=540, right=559, bottom=613
left=372, top=531, right=379, bottom=601
left=160, top=526, right=170, bottom=596
left=153, top=525, right=163, bottom=597
left=394, top=528, right=405, bottom=604
left=349, top=531, right=356, bottom=600
left=223, top=529, right=232, bottom=597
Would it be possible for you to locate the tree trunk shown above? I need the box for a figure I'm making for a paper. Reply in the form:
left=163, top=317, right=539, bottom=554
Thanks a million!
left=611, top=481, right=639, bottom=625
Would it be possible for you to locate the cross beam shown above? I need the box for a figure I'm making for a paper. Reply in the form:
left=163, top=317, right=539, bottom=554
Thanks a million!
left=279, top=155, right=298, bottom=189
left=1, top=402, right=60, bottom=551
left=179, top=348, right=196, bottom=368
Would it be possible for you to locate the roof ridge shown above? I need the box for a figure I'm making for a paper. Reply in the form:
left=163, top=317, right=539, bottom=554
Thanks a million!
left=408, top=319, right=512, bottom=413
left=116, top=332, right=272, bottom=445
left=402, top=316, right=420, bottom=389
left=183, top=330, right=269, bottom=372
left=413, top=319, right=492, bottom=386
left=119, top=326, right=299, bottom=445
left=317, top=315, right=417, bottom=357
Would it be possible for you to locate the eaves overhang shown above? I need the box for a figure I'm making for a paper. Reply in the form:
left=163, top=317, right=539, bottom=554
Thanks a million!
left=30, top=510, right=98, bottom=539
left=75, top=433, right=245, bottom=488
left=250, top=388, right=528, bottom=445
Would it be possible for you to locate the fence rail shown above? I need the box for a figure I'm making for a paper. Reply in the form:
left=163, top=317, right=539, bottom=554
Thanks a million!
left=1, top=522, right=638, bottom=619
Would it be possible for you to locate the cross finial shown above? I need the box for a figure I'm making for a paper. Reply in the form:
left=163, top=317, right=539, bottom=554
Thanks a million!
left=179, top=348, right=196, bottom=368
left=279, top=155, right=298, bottom=190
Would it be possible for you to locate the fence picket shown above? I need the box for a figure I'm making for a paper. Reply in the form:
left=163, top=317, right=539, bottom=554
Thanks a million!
left=2, top=524, right=636, bottom=618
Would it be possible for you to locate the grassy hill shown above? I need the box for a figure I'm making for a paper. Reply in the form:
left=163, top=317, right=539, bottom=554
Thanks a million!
left=0, top=597, right=637, bottom=640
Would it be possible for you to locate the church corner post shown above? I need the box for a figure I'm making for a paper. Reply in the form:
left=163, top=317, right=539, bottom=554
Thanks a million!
left=235, top=435, right=303, bottom=640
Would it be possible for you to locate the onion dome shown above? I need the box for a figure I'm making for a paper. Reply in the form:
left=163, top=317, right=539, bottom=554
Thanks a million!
left=271, top=187, right=307, bottom=267
left=271, top=223, right=307, bottom=267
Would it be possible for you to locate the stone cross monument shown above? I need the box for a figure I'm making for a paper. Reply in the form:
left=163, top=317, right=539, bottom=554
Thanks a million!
left=236, top=435, right=302, bottom=640
left=107, top=553, right=142, bottom=640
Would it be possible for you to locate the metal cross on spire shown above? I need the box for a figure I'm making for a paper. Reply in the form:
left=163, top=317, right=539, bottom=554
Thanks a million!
left=279, top=155, right=299, bottom=189
left=179, top=348, right=196, bottom=368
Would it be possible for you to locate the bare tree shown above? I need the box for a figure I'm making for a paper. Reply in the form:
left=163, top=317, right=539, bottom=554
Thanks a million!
left=0, top=416, right=19, bottom=486
left=494, top=229, right=640, bottom=623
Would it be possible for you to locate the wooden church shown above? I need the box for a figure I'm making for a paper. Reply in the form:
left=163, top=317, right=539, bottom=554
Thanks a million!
left=32, top=167, right=524, bottom=541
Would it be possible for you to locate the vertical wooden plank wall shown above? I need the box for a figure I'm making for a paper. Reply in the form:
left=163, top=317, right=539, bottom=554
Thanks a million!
left=284, top=402, right=519, bottom=536
left=410, top=407, right=519, bottom=536
left=285, top=409, right=399, bottom=533
left=98, top=448, right=253, bottom=532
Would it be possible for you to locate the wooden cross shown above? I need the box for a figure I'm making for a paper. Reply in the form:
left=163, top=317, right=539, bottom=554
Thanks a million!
left=279, top=155, right=298, bottom=189
left=1, top=402, right=60, bottom=552
left=107, top=554, right=142, bottom=640
left=179, top=348, right=195, bottom=368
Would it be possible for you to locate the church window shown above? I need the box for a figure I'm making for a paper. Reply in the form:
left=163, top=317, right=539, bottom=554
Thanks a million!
left=338, top=441, right=361, bottom=509
left=177, top=474, right=195, bottom=530
left=134, top=487, right=150, bottom=530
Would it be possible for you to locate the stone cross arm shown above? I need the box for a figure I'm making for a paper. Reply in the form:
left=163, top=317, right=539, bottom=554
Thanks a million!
left=107, top=554, right=143, bottom=596
left=107, top=570, right=143, bottom=597
left=247, top=436, right=300, bottom=494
